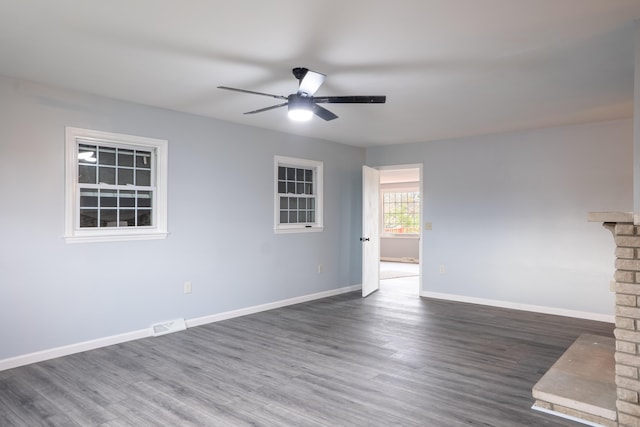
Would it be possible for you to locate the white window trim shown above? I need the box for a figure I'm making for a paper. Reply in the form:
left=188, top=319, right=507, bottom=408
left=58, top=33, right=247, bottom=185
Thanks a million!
left=274, top=155, right=323, bottom=234
left=64, top=127, right=168, bottom=243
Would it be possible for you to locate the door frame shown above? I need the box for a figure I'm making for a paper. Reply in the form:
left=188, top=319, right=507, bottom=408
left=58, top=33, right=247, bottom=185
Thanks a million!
left=371, top=163, right=423, bottom=296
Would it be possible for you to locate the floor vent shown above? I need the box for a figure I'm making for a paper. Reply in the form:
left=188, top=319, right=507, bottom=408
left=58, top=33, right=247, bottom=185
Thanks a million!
left=151, top=318, right=186, bottom=337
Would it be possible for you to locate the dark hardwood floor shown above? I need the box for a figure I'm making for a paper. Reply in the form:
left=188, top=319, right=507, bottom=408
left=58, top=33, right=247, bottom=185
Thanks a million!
left=0, top=283, right=613, bottom=426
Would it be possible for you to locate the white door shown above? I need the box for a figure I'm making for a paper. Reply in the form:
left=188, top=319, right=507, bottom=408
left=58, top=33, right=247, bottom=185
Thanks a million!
left=362, top=165, right=380, bottom=297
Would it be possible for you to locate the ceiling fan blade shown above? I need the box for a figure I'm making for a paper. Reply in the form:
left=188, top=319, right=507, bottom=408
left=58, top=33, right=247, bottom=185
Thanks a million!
left=295, top=68, right=326, bottom=96
left=244, top=102, right=288, bottom=115
left=218, top=86, right=287, bottom=100
left=313, top=95, right=386, bottom=104
left=312, top=104, right=338, bottom=121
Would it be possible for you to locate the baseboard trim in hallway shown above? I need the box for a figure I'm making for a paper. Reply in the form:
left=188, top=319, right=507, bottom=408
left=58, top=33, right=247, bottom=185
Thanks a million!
left=421, top=291, right=614, bottom=323
left=0, top=284, right=362, bottom=372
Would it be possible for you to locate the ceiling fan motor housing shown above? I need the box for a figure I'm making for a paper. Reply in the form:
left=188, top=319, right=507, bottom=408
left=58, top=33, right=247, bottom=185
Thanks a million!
left=288, top=94, right=313, bottom=109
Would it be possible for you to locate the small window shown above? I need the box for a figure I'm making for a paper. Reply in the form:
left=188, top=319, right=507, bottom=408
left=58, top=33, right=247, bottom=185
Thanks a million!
left=65, top=127, right=168, bottom=243
left=274, top=156, right=323, bottom=233
left=382, top=191, right=420, bottom=235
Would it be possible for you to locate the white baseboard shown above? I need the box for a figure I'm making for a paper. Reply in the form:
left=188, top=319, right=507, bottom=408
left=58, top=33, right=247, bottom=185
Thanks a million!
left=421, top=291, right=614, bottom=323
left=0, top=328, right=151, bottom=372
left=187, top=284, right=361, bottom=328
left=380, top=256, right=419, bottom=263
left=0, top=284, right=362, bottom=372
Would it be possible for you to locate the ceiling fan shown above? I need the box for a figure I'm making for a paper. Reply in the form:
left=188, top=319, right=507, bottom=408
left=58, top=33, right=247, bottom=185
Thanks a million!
left=218, top=67, right=386, bottom=122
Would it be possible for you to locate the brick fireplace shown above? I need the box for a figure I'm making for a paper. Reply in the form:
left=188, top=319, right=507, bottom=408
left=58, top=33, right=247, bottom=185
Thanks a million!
left=532, top=212, right=640, bottom=427
left=589, top=212, right=640, bottom=427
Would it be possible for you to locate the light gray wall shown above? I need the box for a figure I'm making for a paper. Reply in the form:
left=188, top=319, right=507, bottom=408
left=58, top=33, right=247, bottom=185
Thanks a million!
left=1, top=73, right=630, bottom=361
left=366, top=120, right=632, bottom=315
left=0, top=76, right=364, bottom=359
left=380, top=237, right=419, bottom=261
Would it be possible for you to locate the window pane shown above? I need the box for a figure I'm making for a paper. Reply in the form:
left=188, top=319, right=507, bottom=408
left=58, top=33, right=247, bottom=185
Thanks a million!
left=100, top=190, right=118, bottom=207
left=136, top=152, right=152, bottom=168
left=136, top=169, right=151, bottom=187
left=120, top=210, right=136, bottom=227
left=80, top=190, right=98, bottom=207
left=118, top=168, right=134, bottom=185
left=119, top=190, right=135, bottom=207
left=69, top=131, right=166, bottom=239
left=118, top=149, right=134, bottom=167
left=78, top=165, right=96, bottom=184
left=274, top=157, right=322, bottom=231
left=99, top=147, right=116, bottom=165
left=382, top=191, right=420, bottom=234
left=78, top=145, right=97, bottom=164
left=79, top=209, right=98, bottom=228
left=100, top=209, right=118, bottom=227
left=137, top=210, right=152, bottom=226
left=138, top=191, right=152, bottom=207
left=99, top=167, right=116, bottom=184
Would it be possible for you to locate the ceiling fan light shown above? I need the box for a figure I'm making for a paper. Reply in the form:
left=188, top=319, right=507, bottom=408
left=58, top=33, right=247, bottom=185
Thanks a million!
left=287, top=95, right=314, bottom=121
left=288, top=107, right=313, bottom=121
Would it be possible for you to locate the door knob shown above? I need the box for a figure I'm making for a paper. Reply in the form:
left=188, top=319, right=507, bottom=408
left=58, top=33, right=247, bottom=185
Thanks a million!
left=360, top=237, right=370, bottom=242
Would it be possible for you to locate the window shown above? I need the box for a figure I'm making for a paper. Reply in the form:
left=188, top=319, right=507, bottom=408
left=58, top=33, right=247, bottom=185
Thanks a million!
left=382, top=191, right=420, bottom=234
left=274, top=156, right=323, bottom=233
left=65, top=127, right=168, bottom=243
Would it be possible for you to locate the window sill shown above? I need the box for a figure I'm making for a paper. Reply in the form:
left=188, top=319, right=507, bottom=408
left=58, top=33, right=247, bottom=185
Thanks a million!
left=65, top=231, right=168, bottom=244
left=274, top=226, right=324, bottom=234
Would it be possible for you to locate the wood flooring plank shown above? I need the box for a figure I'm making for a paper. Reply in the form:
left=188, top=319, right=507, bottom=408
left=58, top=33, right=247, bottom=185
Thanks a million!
left=0, top=288, right=614, bottom=426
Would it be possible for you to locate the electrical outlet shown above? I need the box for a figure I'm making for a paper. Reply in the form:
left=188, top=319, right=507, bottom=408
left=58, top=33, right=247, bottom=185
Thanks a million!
left=439, top=265, right=446, bottom=274
left=317, top=264, right=324, bottom=273
left=183, top=281, right=192, bottom=294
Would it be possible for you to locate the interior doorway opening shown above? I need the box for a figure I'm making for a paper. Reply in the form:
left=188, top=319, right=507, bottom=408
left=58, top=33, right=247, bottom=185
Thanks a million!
left=378, top=166, right=421, bottom=296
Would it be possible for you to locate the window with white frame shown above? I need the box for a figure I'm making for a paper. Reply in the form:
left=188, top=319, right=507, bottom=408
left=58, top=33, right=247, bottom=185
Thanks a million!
left=65, top=127, right=168, bottom=243
left=274, top=156, right=323, bottom=233
left=382, top=190, right=420, bottom=235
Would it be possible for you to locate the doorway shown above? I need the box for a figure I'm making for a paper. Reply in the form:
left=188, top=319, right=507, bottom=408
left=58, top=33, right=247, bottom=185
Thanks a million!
left=362, top=165, right=422, bottom=297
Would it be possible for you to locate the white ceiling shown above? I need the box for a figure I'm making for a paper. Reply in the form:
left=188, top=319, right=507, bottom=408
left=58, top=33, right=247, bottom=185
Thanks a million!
left=380, top=168, right=420, bottom=185
left=1, top=0, right=639, bottom=147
